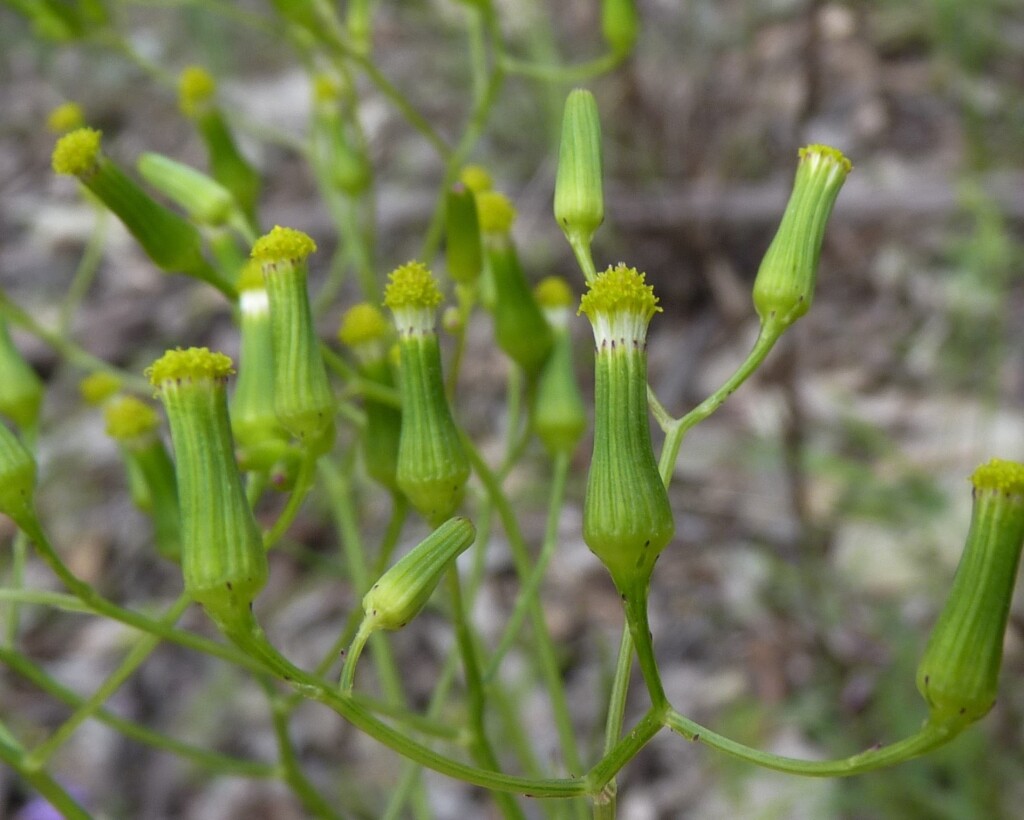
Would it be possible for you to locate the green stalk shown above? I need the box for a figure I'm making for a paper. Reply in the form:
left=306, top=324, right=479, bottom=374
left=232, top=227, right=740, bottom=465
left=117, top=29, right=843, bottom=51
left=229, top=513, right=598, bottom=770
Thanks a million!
left=0, top=647, right=275, bottom=777
left=0, top=723, right=91, bottom=820
left=663, top=709, right=952, bottom=776
left=24, top=593, right=192, bottom=770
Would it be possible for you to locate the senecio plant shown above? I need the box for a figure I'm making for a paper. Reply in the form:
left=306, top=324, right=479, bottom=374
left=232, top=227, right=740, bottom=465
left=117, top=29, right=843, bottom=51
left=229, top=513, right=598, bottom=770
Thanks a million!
left=2, top=3, right=1023, bottom=818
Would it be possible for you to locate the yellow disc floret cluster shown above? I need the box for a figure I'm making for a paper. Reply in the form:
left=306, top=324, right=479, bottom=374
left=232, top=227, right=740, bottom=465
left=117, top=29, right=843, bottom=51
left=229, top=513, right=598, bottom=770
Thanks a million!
left=146, top=347, right=234, bottom=388
left=105, top=396, right=160, bottom=441
left=79, top=371, right=122, bottom=406
left=459, top=165, right=493, bottom=194
left=51, top=127, right=102, bottom=177
left=383, top=262, right=443, bottom=310
left=798, top=144, right=853, bottom=176
left=579, top=263, right=661, bottom=322
left=251, top=226, right=317, bottom=264
left=47, top=102, right=85, bottom=134
left=339, top=303, right=390, bottom=347
left=971, top=459, right=1024, bottom=495
left=534, top=276, right=575, bottom=310
left=179, top=66, right=216, bottom=117
left=476, top=191, right=517, bottom=234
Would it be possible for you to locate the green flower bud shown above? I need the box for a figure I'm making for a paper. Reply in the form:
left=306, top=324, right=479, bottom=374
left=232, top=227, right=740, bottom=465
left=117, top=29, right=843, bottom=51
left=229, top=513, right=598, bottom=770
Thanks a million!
left=147, top=348, right=268, bottom=625
left=753, top=145, right=851, bottom=334
left=179, top=67, right=262, bottom=227
left=252, top=227, right=336, bottom=454
left=79, top=371, right=121, bottom=406
left=363, top=517, right=475, bottom=631
left=231, top=261, right=296, bottom=472
left=0, top=318, right=43, bottom=430
left=339, top=303, right=402, bottom=493
left=601, top=0, right=639, bottom=56
left=52, top=129, right=230, bottom=296
left=485, top=236, right=553, bottom=378
left=534, top=277, right=587, bottom=456
left=580, top=264, right=674, bottom=594
left=476, top=191, right=517, bottom=236
left=46, top=101, right=85, bottom=134
left=0, top=420, right=36, bottom=529
left=137, top=152, right=236, bottom=227
left=384, top=262, right=469, bottom=525
left=554, top=89, right=604, bottom=252
left=917, top=459, right=1024, bottom=734
left=105, top=396, right=181, bottom=561
left=445, top=184, right=483, bottom=285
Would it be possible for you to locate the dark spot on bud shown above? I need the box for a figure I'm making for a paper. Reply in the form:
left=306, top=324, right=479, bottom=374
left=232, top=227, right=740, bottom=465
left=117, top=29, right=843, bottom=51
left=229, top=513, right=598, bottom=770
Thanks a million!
left=693, top=734, right=700, bottom=742
left=226, top=582, right=233, bottom=590
left=372, top=609, right=377, bottom=616
left=924, top=675, right=930, bottom=685
left=959, top=707, right=966, bottom=715
left=373, top=584, right=379, bottom=589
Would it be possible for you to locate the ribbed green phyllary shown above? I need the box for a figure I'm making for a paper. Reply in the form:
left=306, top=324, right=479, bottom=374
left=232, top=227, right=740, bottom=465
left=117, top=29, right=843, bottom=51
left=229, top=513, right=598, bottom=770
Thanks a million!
left=105, top=395, right=181, bottom=561
left=534, top=276, right=587, bottom=457
left=231, top=260, right=296, bottom=476
left=0, top=318, right=43, bottom=431
left=51, top=128, right=231, bottom=297
left=178, top=66, right=261, bottom=229
left=752, top=145, right=851, bottom=336
left=339, top=303, right=402, bottom=493
left=363, top=516, right=476, bottom=631
left=916, top=459, right=1024, bottom=735
left=147, top=348, right=267, bottom=627
left=0, top=420, right=36, bottom=530
left=252, top=226, right=336, bottom=455
left=384, top=262, right=469, bottom=526
left=580, top=264, right=674, bottom=595
left=554, top=89, right=604, bottom=257
left=137, top=152, right=236, bottom=228
left=445, top=183, right=483, bottom=286
left=476, top=192, right=553, bottom=377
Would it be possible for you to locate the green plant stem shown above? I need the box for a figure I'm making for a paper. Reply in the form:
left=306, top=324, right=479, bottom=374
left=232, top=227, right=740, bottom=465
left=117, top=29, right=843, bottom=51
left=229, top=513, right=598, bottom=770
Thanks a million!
left=265, top=686, right=344, bottom=820
left=445, top=567, right=527, bottom=820
left=218, top=611, right=590, bottom=798
left=484, top=452, right=569, bottom=680
left=584, top=708, right=664, bottom=793
left=320, top=463, right=431, bottom=819
left=463, top=440, right=584, bottom=782
left=4, top=531, right=28, bottom=645
left=656, top=325, right=780, bottom=486
left=59, top=207, right=108, bottom=334
left=0, top=721, right=92, bottom=820
left=322, top=346, right=402, bottom=407
left=16, top=514, right=263, bottom=673
left=263, top=452, right=317, bottom=549
left=568, top=234, right=598, bottom=285
left=595, top=625, right=634, bottom=820
left=24, top=593, right=192, bottom=770
left=662, top=710, right=954, bottom=776
left=0, top=294, right=150, bottom=392
left=0, top=647, right=275, bottom=777
left=620, top=584, right=666, bottom=711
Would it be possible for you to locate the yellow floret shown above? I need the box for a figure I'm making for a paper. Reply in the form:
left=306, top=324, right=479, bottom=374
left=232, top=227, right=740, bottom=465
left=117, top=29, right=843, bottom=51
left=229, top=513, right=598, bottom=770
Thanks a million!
left=47, top=102, right=85, bottom=134
left=798, top=144, right=853, bottom=175
left=105, top=396, right=160, bottom=441
left=971, top=459, right=1024, bottom=495
left=179, top=66, right=216, bottom=118
left=459, top=165, right=493, bottom=194
left=476, top=191, right=517, bottom=234
left=534, top=276, right=575, bottom=310
left=146, top=347, right=234, bottom=388
left=51, top=127, right=102, bottom=177
left=251, top=225, right=317, bottom=264
left=339, top=303, right=390, bottom=347
left=236, top=259, right=266, bottom=292
left=79, top=371, right=122, bottom=406
left=383, top=262, right=443, bottom=310
left=579, top=263, right=661, bottom=322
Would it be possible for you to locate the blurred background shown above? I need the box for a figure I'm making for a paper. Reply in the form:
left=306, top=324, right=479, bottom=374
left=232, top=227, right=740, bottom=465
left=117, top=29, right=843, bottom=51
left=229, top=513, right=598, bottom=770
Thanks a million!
left=1, top=0, right=1024, bottom=817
